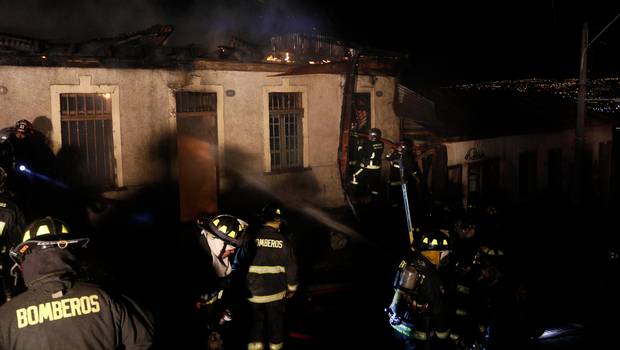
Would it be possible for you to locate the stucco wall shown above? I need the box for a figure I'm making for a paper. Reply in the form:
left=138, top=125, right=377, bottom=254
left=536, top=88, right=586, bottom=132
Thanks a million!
left=189, top=70, right=400, bottom=207
left=0, top=66, right=180, bottom=189
left=0, top=65, right=401, bottom=208
left=445, top=123, right=613, bottom=201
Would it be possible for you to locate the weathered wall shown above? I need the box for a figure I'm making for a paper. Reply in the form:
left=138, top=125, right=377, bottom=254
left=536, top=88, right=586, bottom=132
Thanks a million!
left=0, top=66, right=181, bottom=189
left=445, top=123, right=613, bottom=201
left=0, top=65, right=402, bottom=208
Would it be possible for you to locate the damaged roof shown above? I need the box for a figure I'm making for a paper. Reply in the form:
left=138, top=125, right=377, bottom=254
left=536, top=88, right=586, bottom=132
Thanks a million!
left=0, top=25, right=404, bottom=76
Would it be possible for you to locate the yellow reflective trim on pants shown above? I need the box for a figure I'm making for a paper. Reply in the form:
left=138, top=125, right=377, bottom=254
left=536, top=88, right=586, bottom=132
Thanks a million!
left=269, top=343, right=283, bottom=350
left=456, top=284, right=471, bottom=294
left=249, top=291, right=286, bottom=303
left=456, top=308, right=468, bottom=316
left=413, top=330, right=428, bottom=340
left=391, top=325, right=428, bottom=341
left=287, top=284, right=298, bottom=292
left=205, top=289, right=225, bottom=304
left=391, top=323, right=413, bottom=337
left=0, top=221, right=5, bottom=236
left=248, top=342, right=264, bottom=350
left=249, top=265, right=286, bottom=274
left=351, top=168, right=364, bottom=185
left=450, top=333, right=460, bottom=340
left=435, top=330, right=450, bottom=339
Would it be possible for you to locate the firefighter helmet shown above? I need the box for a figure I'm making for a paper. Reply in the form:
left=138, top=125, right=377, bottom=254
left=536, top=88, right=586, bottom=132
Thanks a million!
left=369, top=128, right=382, bottom=139
left=15, top=119, right=33, bottom=135
left=474, top=243, right=505, bottom=266
left=417, top=229, right=451, bottom=268
left=400, top=138, right=413, bottom=150
left=10, top=217, right=89, bottom=264
left=261, top=203, right=284, bottom=223
left=197, top=214, right=248, bottom=247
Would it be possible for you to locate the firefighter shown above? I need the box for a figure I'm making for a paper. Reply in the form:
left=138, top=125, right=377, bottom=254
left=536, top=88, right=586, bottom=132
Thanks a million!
left=196, top=213, right=249, bottom=349
left=8, top=119, right=55, bottom=175
left=351, top=128, right=384, bottom=199
left=246, top=203, right=298, bottom=350
left=5, top=119, right=56, bottom=220
left=346, top=121, right=364, bottom=182
left=471, top=242, right=540, bottom=350
left=386, top=229, right=452, bottom=350
left=0, top=216, right=154, bottom=349
left=386, top=138, right=423, bottom=208
left=0, top=166, right=26, bottom=304
left=440, top=208, right=494, bottom=349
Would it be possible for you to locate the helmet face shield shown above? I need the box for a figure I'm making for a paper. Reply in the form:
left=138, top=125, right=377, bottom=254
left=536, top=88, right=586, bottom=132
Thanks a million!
left=421, top=250, right=441, bottom=267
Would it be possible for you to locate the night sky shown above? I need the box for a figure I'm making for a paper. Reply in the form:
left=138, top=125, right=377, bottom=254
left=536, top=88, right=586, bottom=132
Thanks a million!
left=1, top=0, right=619, bottom=87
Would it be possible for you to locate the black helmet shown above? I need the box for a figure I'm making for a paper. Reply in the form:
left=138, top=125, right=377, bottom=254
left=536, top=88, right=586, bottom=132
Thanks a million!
left=474, top=244, right=505, bottom=266
left=15, top=119, right=33, bottom=135
left=261, top=203, right=284, bottom=223
left=417, top=229, right=451, bottom=268
left=197, top=214, right=248, bottom=247
left=10, top=217, right=89, bottom=264
left=370, top=128, right=381, bottom=139
left=400, top=138, right=413, bottom=149
left=418, top=229, right=451, bottom=251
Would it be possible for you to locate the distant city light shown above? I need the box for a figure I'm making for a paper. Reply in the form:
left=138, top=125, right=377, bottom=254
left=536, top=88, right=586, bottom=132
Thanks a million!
left=450, top=77, right=620, bottom=115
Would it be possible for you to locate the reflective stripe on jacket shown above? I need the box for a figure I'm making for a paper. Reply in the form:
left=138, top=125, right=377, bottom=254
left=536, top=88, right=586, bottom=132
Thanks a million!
left=247, top=226, right=298, bottom=304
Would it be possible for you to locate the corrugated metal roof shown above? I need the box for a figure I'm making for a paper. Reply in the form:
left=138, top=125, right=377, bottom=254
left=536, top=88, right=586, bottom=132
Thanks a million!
left=394, top=84, right=451, bottom=140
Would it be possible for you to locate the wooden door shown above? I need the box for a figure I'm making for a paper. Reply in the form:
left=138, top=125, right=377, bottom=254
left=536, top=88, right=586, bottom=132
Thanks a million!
left=176, top=92, right=218, bottom=222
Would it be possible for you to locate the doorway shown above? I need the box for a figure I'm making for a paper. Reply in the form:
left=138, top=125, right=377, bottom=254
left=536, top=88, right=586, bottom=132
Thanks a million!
left=175, top=91, right=218, bottom=222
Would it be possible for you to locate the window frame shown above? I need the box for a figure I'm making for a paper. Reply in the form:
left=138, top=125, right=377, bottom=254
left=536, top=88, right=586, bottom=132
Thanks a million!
left=59, top=92, right=116, bottom=189
left=262, top=83, right=308, bottom=173
left=50, top=76, right=124, bottom=189
left=268, top=92, right=304, bottom=171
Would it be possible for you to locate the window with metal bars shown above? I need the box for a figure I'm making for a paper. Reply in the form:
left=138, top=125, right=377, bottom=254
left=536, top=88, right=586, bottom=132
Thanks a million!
left=60, top=93, right=115, bottom=189
left=175, top=91, right=217, bottom=113
left=269, top=92, right=303, bottom=170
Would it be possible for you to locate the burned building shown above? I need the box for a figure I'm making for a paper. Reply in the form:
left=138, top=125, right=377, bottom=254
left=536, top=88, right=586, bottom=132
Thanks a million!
left=0, top=25, right=405, bottom=221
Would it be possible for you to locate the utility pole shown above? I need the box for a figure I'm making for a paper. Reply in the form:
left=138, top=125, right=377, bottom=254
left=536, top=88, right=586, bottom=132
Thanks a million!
left=574, top=23, right=587, bottom=204
left=574, top=14, right=620, bottom=204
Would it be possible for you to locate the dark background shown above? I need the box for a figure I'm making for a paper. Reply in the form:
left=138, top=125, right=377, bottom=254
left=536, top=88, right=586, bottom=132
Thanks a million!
left=2, top=0, right=619, bottom=87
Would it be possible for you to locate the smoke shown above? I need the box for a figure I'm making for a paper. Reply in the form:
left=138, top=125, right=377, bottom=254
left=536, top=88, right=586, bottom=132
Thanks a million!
left=0, top=0, right=331, bottom=51
left=233, top=169, right=369, bottom=244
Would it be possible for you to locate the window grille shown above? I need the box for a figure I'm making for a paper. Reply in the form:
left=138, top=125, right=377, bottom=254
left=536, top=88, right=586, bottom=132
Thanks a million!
left=60, top=93, right=115, bottom=189
left=175, top=91, right=217, bottom=113
left=269, top=92, right=303, bottom=170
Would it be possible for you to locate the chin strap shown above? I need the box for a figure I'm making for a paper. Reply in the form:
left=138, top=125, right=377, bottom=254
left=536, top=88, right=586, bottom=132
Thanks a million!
left=10, top=263, right=20, bottom=286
